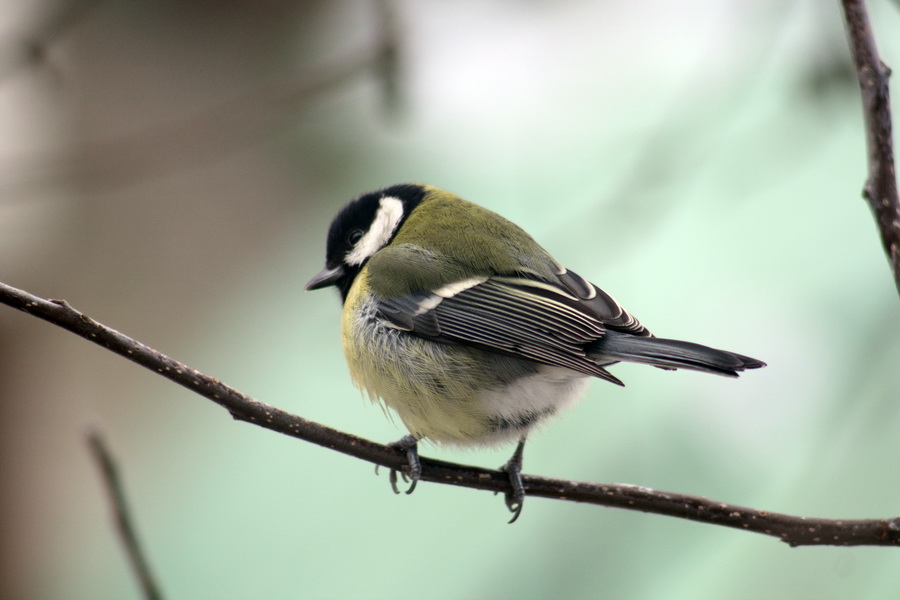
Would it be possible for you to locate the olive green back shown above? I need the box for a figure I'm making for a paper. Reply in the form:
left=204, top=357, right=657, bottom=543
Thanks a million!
left=366, top=186, right=560, bottom=298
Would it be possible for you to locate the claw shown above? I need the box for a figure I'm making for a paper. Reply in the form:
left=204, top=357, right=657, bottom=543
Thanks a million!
left=386, top=435, right=421, bottom=495
left=499, top=437, right=527, bottom=523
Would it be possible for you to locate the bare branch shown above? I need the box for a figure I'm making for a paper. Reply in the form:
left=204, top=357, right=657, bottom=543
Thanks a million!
left=2, top=280, right=899, bottom=547
left=840, top=0, right=900, bottom=296
left=88, top=430, right=164, bottom=600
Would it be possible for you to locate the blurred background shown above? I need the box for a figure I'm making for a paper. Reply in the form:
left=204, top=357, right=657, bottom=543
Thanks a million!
left=1, top=0, right=899, bottom=598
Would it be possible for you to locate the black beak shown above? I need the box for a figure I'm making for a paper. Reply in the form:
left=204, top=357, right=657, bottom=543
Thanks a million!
left=305, top=265, right=345, bottom=291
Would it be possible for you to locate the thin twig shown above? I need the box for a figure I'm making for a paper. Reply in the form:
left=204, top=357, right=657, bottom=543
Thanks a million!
left=840, top=0, right=900, bottom=296
left=2, top=281, right=899, bottom=547
left=88, top=430, right=164, bottom=600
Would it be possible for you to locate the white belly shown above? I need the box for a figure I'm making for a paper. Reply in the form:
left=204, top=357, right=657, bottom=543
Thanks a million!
left=471, top=366, right=592, bottom=446
left=344, top=290, right=594, bottom=446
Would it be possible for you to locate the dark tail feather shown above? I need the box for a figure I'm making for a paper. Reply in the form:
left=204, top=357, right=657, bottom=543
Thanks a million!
left=591, top=330, right=766, bottom=377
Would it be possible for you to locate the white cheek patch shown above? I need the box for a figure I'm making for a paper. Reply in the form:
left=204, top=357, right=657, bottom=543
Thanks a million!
left=345, top=196, right=405, bottom=266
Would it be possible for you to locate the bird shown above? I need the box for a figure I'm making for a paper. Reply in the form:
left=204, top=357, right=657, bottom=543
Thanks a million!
left=306, top=183, right=765, bottom=521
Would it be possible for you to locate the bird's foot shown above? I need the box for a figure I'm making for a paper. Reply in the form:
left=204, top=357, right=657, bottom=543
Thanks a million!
left=499, top=438, right=527, bottom=523
left=386, top=434, right=421, bottom=495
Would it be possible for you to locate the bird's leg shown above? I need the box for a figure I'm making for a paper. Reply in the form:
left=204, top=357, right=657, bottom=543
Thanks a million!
left=500, top=436, right=527, bottom=523
left=386, top=434, right=421, bottom=495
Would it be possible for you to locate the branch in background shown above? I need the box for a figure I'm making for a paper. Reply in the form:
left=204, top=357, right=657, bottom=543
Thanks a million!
left=0, top=47, right=380, bottom=198
left=2, top=281, right=899, bottom=547
left=373, top=0, right=403, bottom=117
left=0, top=0, right=404, bottom=196
left=840, top=0, right=900, bottom=296
left=88, top=430, right=163, bottom=600
left=0, top=0, right=105, bottom=82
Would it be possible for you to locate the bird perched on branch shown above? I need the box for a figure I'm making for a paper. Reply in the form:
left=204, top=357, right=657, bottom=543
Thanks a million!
left=306, top=183, right=765, bottom=521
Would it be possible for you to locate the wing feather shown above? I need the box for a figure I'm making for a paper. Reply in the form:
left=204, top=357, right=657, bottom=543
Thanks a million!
left=376, top=274, right=631, bottom=384
left=554, top=269, right=649, bottom=336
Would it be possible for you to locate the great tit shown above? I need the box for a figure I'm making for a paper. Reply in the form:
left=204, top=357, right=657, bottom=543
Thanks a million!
left=306, top=183, right=765, bottom=521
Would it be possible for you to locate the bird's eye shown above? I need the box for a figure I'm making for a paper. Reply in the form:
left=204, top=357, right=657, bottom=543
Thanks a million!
left=348, top=229, right=364, bottom=244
